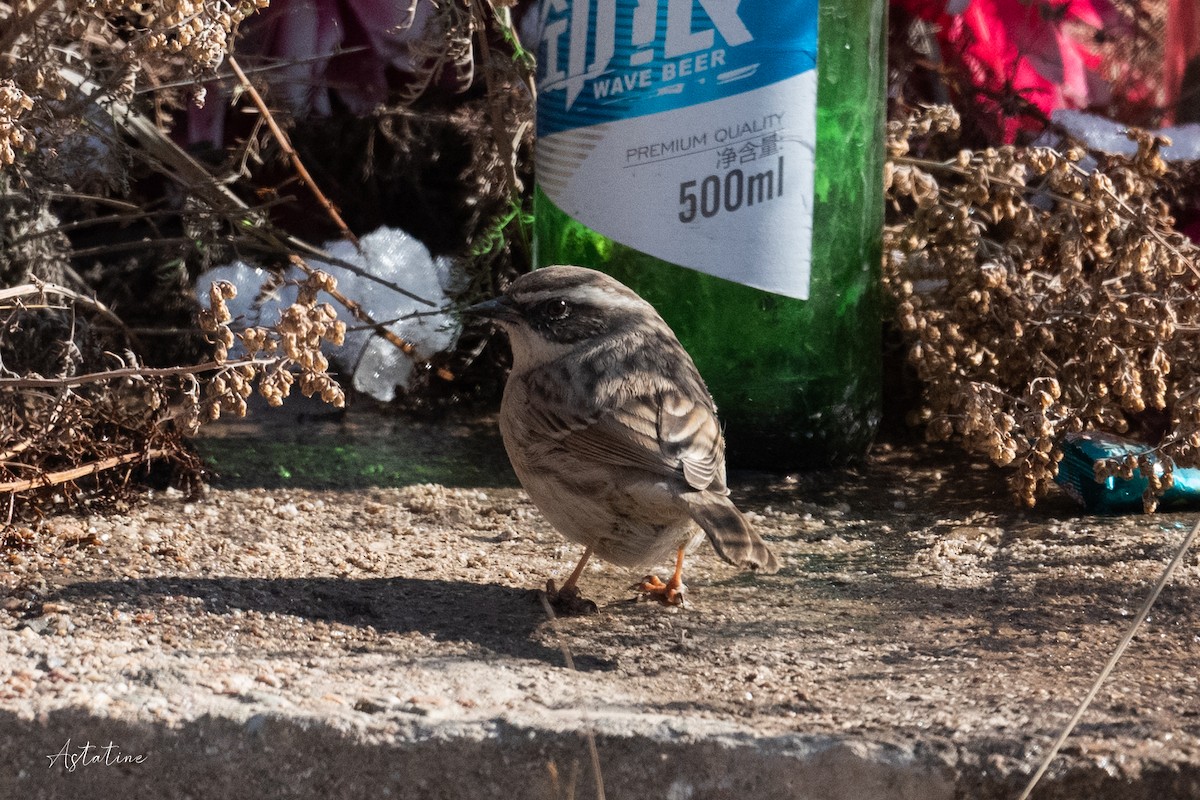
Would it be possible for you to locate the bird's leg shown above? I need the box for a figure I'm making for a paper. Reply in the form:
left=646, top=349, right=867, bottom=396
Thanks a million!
left=544, top=547, right=598, bottom=615
left=638, top=548, right=687, bottom=606
left=558, top=547, right=592, bottom=595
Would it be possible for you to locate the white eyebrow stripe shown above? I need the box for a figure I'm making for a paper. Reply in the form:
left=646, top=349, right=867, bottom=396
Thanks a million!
left=517, top=284, right=647, bottom=312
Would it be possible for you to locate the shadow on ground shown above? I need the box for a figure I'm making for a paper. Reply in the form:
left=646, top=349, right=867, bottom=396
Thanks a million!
left=54, top=576, right=611, bottom=669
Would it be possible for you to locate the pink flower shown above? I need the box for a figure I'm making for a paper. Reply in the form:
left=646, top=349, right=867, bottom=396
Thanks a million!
left=896, top=0, right=1128, bottom=141
left=188, top=0, right=474, bottom=146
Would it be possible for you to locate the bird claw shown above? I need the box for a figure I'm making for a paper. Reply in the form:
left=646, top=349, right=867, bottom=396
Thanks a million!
left=636, top=574, right=686, bottom=606
left=542, top=579, right=598, bottom=616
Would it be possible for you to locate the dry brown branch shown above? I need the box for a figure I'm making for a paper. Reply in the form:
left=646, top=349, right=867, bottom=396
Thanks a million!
left=57, top=66, right=256, bottom=213
left=0, top=0, right=59, bottom=57
left=0, top=449, right=171, bottom=495
left=226, top=55, right=360, bottom=249
left=0, top=357, right=280, bottom=389
left=0, top=440, right=33, bottom=462
left=287, top=254, right=416, bottom=357
left=58, top=63, right=434, bottom=306
left=885, top=105, right=1200, bottom=509
left=0, top=280, right=113, bottom=313
left=1, top=280, right=137, bottom=352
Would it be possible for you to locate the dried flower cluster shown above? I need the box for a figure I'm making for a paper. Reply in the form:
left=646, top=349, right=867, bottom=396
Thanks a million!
left=82, top=0, right=269, bottom=75
left=885, top=105, right=1200, bottom=510
left=0, top=82, right=35, bottom=166
left=1, top=285, right=201, bottom=516
left=1, top=269, right=346, bottom=521
left=1, top=0, right=267, bottom=176
left=0, top=1, right=531, bottom=525
left=199, top=271, right=347, bottom=420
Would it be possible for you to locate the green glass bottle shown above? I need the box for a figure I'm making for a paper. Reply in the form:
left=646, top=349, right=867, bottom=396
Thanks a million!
left=532, top=0, right=885, bottom=469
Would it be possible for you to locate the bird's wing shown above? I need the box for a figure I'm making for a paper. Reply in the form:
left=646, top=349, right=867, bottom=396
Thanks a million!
left=525, top=374, right=726, bottom=493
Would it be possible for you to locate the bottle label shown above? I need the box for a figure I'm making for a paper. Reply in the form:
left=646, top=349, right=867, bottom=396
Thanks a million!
left=535, top=0, right=818, bottom=300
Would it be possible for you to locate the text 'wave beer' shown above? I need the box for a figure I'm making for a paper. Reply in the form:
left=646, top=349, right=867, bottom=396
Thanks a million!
left=533, top=0, right=886, bottom=468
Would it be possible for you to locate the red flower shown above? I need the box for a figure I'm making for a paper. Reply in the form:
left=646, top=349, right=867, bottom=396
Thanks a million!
left=896, top=0, right=1128, bottom=141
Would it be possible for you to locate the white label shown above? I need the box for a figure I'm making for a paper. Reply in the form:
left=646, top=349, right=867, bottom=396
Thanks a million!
left=537, top=74, right=816, bottom=299
left=535, top=0, right=819, bottom=300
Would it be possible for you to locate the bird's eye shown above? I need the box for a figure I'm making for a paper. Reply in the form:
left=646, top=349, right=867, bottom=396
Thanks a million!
left=545, top=299, right=571, bottom=321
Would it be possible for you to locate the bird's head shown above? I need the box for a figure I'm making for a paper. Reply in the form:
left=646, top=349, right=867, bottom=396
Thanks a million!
left=464, top=265, right=666, bottom=372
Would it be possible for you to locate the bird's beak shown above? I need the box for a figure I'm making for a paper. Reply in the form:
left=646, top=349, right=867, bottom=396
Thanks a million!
left=463, top=295, right=520, bottom=324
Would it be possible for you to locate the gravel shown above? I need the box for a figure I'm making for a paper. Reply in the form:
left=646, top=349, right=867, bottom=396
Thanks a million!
left=3, top=412, right=1200, bottom=798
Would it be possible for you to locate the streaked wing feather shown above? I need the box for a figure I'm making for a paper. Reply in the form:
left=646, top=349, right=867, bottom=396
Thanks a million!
left=558, top=401, right=674, bottom=477
left=657, top=389, right=725, bottom=491
left=532, top=386, right=725, bottom=493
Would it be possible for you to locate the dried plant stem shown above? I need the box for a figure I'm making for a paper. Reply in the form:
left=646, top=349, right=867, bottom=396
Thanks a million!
left=469, top=0, right=532, bottom=257
left=287, top=254, right=417, bottom=357
left=538, top=594, right=607, bottom=800
left=470, top=1, right=524, bottom=194
left=8, top=207, right=168, bottom=246
left=0, top=281, right=130, bottom=336
left=0, top=440, right=33, bottom=462
left=137, top=48, right=372, bottom=94
left=45, top=191, right=142, bottom=211
left=59, top=65, right=255, bottom=215
left=226, top=55, right=359, bottom=249
left=241, top=237, right=435, bottom=306
left=895, top=155, right=1200, bottom=278
left=60, top=64, right=435, bottom=306
left=67, top=237, right=198, bottom=260
left=894, top=155, right=1092, bottom=211
left=1017, top=517, right=1200, bottom=800
left=1, top=281, right=112, bottom=312
left=1064, top=160, right=1200, bottom=280
left=0, top=0, right=59, bottom=56
left=0, top=448, right=171, bottom=495
left=0, top=357, right=280, bottom=390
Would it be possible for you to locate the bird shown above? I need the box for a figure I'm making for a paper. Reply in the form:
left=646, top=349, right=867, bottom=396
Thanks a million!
left=465, top=265, right=778, bottom=610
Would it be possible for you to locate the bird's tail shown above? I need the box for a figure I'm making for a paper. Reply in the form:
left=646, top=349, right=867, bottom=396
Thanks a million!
left=682, top=493, right=779, bottom=574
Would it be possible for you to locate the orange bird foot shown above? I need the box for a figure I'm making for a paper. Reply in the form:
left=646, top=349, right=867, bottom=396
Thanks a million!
left=636, top=574, right=686, bottom=606
left=542, top=578, right=598, bottom=616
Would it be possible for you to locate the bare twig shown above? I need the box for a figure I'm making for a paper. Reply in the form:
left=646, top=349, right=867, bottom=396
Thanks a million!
left=1016, top=518, right=1200, bottom=800
left=287, top=253, right=432, bottom=362
left=470, top=0, right=524, bottom=195
left=0, top=449, right=172, bottom=495
left=249, top=238, right=436, bottom=306
left=45, top=191, right=142, bottom=211
left=538, top=594, right=607, bottom=800
left=68, top=236, right=197, bottom=260
left=289, top=254, right=457, bottom=381
left=134, top=47, right=372, bottom=94
left=0, top=440, right=33, bottom=463
left=58, top=65, right=259, bottom=215
left=0, top=281, right=129, bottom=335
left=0, top=0, right=59, bottom=57
left=226, top=55, right=360, bottom=250
left=57, top=63, right=435, bottom=306
left=0, top=357, right=281, bottom=390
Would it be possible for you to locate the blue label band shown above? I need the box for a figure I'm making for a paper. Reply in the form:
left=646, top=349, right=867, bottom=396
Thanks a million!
left=537, top=0, right=818, bottom=137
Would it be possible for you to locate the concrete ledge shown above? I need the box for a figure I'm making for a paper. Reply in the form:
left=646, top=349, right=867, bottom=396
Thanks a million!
left=4, top=432, right=1200, bottom=798
left=5, top=709, right=960, bottom=800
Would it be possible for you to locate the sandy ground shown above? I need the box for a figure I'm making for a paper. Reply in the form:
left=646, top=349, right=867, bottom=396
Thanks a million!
left=2, top=410, right=1200, bottom=798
